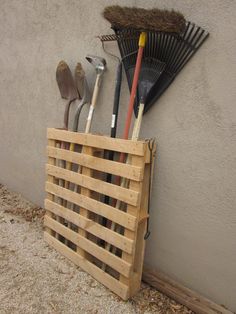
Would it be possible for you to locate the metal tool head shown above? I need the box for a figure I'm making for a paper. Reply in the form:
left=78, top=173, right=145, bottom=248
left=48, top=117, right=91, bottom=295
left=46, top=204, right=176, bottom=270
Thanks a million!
left=74, top=62, right=86, bottom=98
left=56, top=60, right=79, bottom=100
left=56, top=60, right=79, bottom=129
left=73, top=63, right=91, bottom=131
left=86, top=54, right=106, bottom=74
left=114, top=22, right=209, bottom=115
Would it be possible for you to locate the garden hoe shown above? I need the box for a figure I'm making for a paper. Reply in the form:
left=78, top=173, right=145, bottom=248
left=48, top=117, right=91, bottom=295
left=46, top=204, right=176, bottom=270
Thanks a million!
left=85, top=55, right=106, bottom=133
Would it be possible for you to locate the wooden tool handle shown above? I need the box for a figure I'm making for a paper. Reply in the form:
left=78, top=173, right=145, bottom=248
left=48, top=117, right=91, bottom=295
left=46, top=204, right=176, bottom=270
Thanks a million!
left=85, top=73, right=102, bottom=133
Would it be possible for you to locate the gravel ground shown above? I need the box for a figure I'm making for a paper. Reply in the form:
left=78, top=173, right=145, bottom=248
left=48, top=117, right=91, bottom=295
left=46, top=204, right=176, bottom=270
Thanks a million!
left=0, top=184, right=194, bottom=314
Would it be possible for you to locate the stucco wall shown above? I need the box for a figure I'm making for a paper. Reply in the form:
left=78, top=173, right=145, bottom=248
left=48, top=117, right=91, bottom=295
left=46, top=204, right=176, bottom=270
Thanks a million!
left=0, top=0, right=235, bottom=311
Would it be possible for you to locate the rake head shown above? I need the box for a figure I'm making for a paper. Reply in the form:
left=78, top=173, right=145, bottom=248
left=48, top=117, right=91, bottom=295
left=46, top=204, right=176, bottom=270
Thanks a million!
left=113, top=22, right=209, bottom=115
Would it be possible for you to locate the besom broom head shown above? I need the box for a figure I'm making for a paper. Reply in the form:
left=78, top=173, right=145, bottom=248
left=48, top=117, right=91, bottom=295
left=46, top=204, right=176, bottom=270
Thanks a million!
left=103, top=6, right=186, bottom=34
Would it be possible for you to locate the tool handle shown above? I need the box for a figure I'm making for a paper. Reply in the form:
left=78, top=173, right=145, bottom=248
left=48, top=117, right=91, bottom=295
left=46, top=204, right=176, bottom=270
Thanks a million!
left=63, top=99, right=75, bottom=129
left=131, top=103, right=144, bottom=141
left=85, top=73, right=102, bottom=133
left=122, top=32, right=146, bottom=141
left=111, top=61, right=122, bottom=138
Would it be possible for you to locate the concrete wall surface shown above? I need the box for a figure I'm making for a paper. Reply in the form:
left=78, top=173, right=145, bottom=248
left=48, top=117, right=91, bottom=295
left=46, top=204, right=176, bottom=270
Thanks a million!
left=0, top=0, right=235, bottom=311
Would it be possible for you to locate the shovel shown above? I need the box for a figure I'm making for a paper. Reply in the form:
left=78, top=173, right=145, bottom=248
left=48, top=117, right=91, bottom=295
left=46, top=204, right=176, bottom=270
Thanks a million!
left=56, top=60, right=80, bottom=129
left=55, top=61, right=80, bottom=239
left=63, top=63, right=91, bottom=209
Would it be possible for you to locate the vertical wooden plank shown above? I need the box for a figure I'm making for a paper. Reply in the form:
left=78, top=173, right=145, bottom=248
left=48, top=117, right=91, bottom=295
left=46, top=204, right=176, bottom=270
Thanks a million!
left=119, top=155, right=145, bottom=296
left=133, top=163, right=150, bottom=279
left=77, top=145, right=94, bottom=257
left=134, top=145, right=156, bottom=280
left=45, top=139, right=56, bottom=236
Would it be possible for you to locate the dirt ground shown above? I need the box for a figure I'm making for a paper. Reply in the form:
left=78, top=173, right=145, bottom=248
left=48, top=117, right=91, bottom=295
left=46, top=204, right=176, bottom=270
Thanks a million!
left=0, top=184, right=193, bottom=314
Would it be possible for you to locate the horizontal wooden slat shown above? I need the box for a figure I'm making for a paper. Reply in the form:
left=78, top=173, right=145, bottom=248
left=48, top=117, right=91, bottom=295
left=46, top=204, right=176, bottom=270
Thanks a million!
left=44, top=215, right=131, bottom=277
left=44, top=232, right=129, bottom=300
left=44, top=185, right=134, bottom=254
left=47, top=146, right=143, bottom=182
left=46, top=164, right=139, bottom=207
left=45, top=183, right=136, bottom=231
left=47, top=128, right=146, bottom=156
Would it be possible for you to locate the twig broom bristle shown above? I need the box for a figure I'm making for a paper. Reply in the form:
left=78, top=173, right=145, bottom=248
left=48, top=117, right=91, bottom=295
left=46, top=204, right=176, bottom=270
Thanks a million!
left=103, top=6, right=186, bottom=34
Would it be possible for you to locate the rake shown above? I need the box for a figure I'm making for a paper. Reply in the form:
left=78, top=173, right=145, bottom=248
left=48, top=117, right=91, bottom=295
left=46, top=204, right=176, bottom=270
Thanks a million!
left=100, top=17, right=209, bottom=265
left=114, top=22, right=209, bottom=116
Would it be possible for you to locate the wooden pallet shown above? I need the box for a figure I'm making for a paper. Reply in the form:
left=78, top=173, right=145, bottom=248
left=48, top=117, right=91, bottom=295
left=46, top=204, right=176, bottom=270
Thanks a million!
left=44, top=128, right=156, bottom=300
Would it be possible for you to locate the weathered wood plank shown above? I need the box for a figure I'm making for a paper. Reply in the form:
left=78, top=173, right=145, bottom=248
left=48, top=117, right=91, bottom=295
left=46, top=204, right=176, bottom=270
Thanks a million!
left=44, top=232, right=129, bottom=300
left=47, top=146, right=143, bottom=181
left=44, top=189, right=134, bottom=254
left=44, top=216, right=132, bottom=277
left=46, top=164, right=139, bottom=206
left=45, top=182, right=136, bottom=231
left=47, top=128, right=146, bottom=156
left=142, top=267, right=233, bottom=314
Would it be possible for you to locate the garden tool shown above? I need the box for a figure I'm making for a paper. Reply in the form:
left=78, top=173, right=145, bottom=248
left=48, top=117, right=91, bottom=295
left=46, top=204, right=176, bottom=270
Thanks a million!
left=84, top=55, right=106, bottom=133
left=55, top=61, right=80, bottom=240
left=71, top=55, right=106, bottom=249
left=63, top=64, right=91, bottom=239
left=101, top=5, right=186, bottom=268
left=102, top=57, right=166, bottom=259
left=97, top=36, right=123, bottom=211
left=103, top=5, right=186, bottom=157
left=114, top=22, right=209, bottom=116
left=63, top=63, right=91, bottom=209
left=56, top=61, right=80, bottom=130
left=107, top=21, right=208, bottom=260
left=64, top=63, right=90, bottom=174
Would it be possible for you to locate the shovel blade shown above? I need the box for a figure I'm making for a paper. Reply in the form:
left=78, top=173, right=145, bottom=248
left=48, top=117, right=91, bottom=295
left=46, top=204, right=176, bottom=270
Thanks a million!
left=56, top=60, right=78, bottom=101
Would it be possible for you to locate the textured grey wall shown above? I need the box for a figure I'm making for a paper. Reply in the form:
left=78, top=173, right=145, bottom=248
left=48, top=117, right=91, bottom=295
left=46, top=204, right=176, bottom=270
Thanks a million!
left=0, top=0, right=235, bottom=311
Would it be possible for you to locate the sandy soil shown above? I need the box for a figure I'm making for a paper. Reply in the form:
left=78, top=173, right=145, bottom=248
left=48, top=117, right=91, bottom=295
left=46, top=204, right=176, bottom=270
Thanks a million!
left=0, top=184, right=193, bottom=314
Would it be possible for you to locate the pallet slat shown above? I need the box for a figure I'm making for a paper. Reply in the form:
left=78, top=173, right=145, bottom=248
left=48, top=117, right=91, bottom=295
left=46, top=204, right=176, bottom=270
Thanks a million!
left=45, top=183, right=137, bottom=231
left=46, top=164, right=139, bottom=206
left=47, top=146, right=143, bottom=181
left=44, top=215, right=132, bottom=277
left=44, top=188, right=134, bottom=254
left=47, top=128, right=146, bottom=156
left=44, top=232, right=129, bottom=299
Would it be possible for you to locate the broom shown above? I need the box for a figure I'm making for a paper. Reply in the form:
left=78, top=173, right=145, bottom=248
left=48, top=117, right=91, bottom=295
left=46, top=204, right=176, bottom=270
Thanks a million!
left=103, top=5, right=185, bottom=143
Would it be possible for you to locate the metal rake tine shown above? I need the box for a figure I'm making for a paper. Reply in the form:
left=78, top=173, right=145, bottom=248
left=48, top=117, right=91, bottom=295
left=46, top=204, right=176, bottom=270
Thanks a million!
left=171, top=23, right=197, bottom=67
left=172, top=24, right=205, bottom=72
left=177, top=29, right=209, bottom=73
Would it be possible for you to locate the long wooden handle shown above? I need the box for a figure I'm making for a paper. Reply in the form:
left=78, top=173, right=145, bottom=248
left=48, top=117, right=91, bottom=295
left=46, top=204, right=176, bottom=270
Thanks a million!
left=102, top=103, right=145, bottom=268
left=72, top=72, right=103, bottom=205
left=131, top=103, right=144, bottom=141
left=122, top=32, right=146, bottom=140
left=85, top=73, right=102, bottom=133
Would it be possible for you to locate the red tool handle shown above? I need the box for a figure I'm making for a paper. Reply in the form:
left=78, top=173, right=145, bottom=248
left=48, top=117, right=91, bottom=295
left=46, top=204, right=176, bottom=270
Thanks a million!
left=119, top=32, right=146, bottom=163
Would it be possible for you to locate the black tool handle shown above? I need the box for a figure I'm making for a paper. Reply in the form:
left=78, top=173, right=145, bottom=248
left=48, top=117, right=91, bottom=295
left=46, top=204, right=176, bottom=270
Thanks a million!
left=104, top=61, right=122, bottom=206
left=110, top=61, right=122, bottom=139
